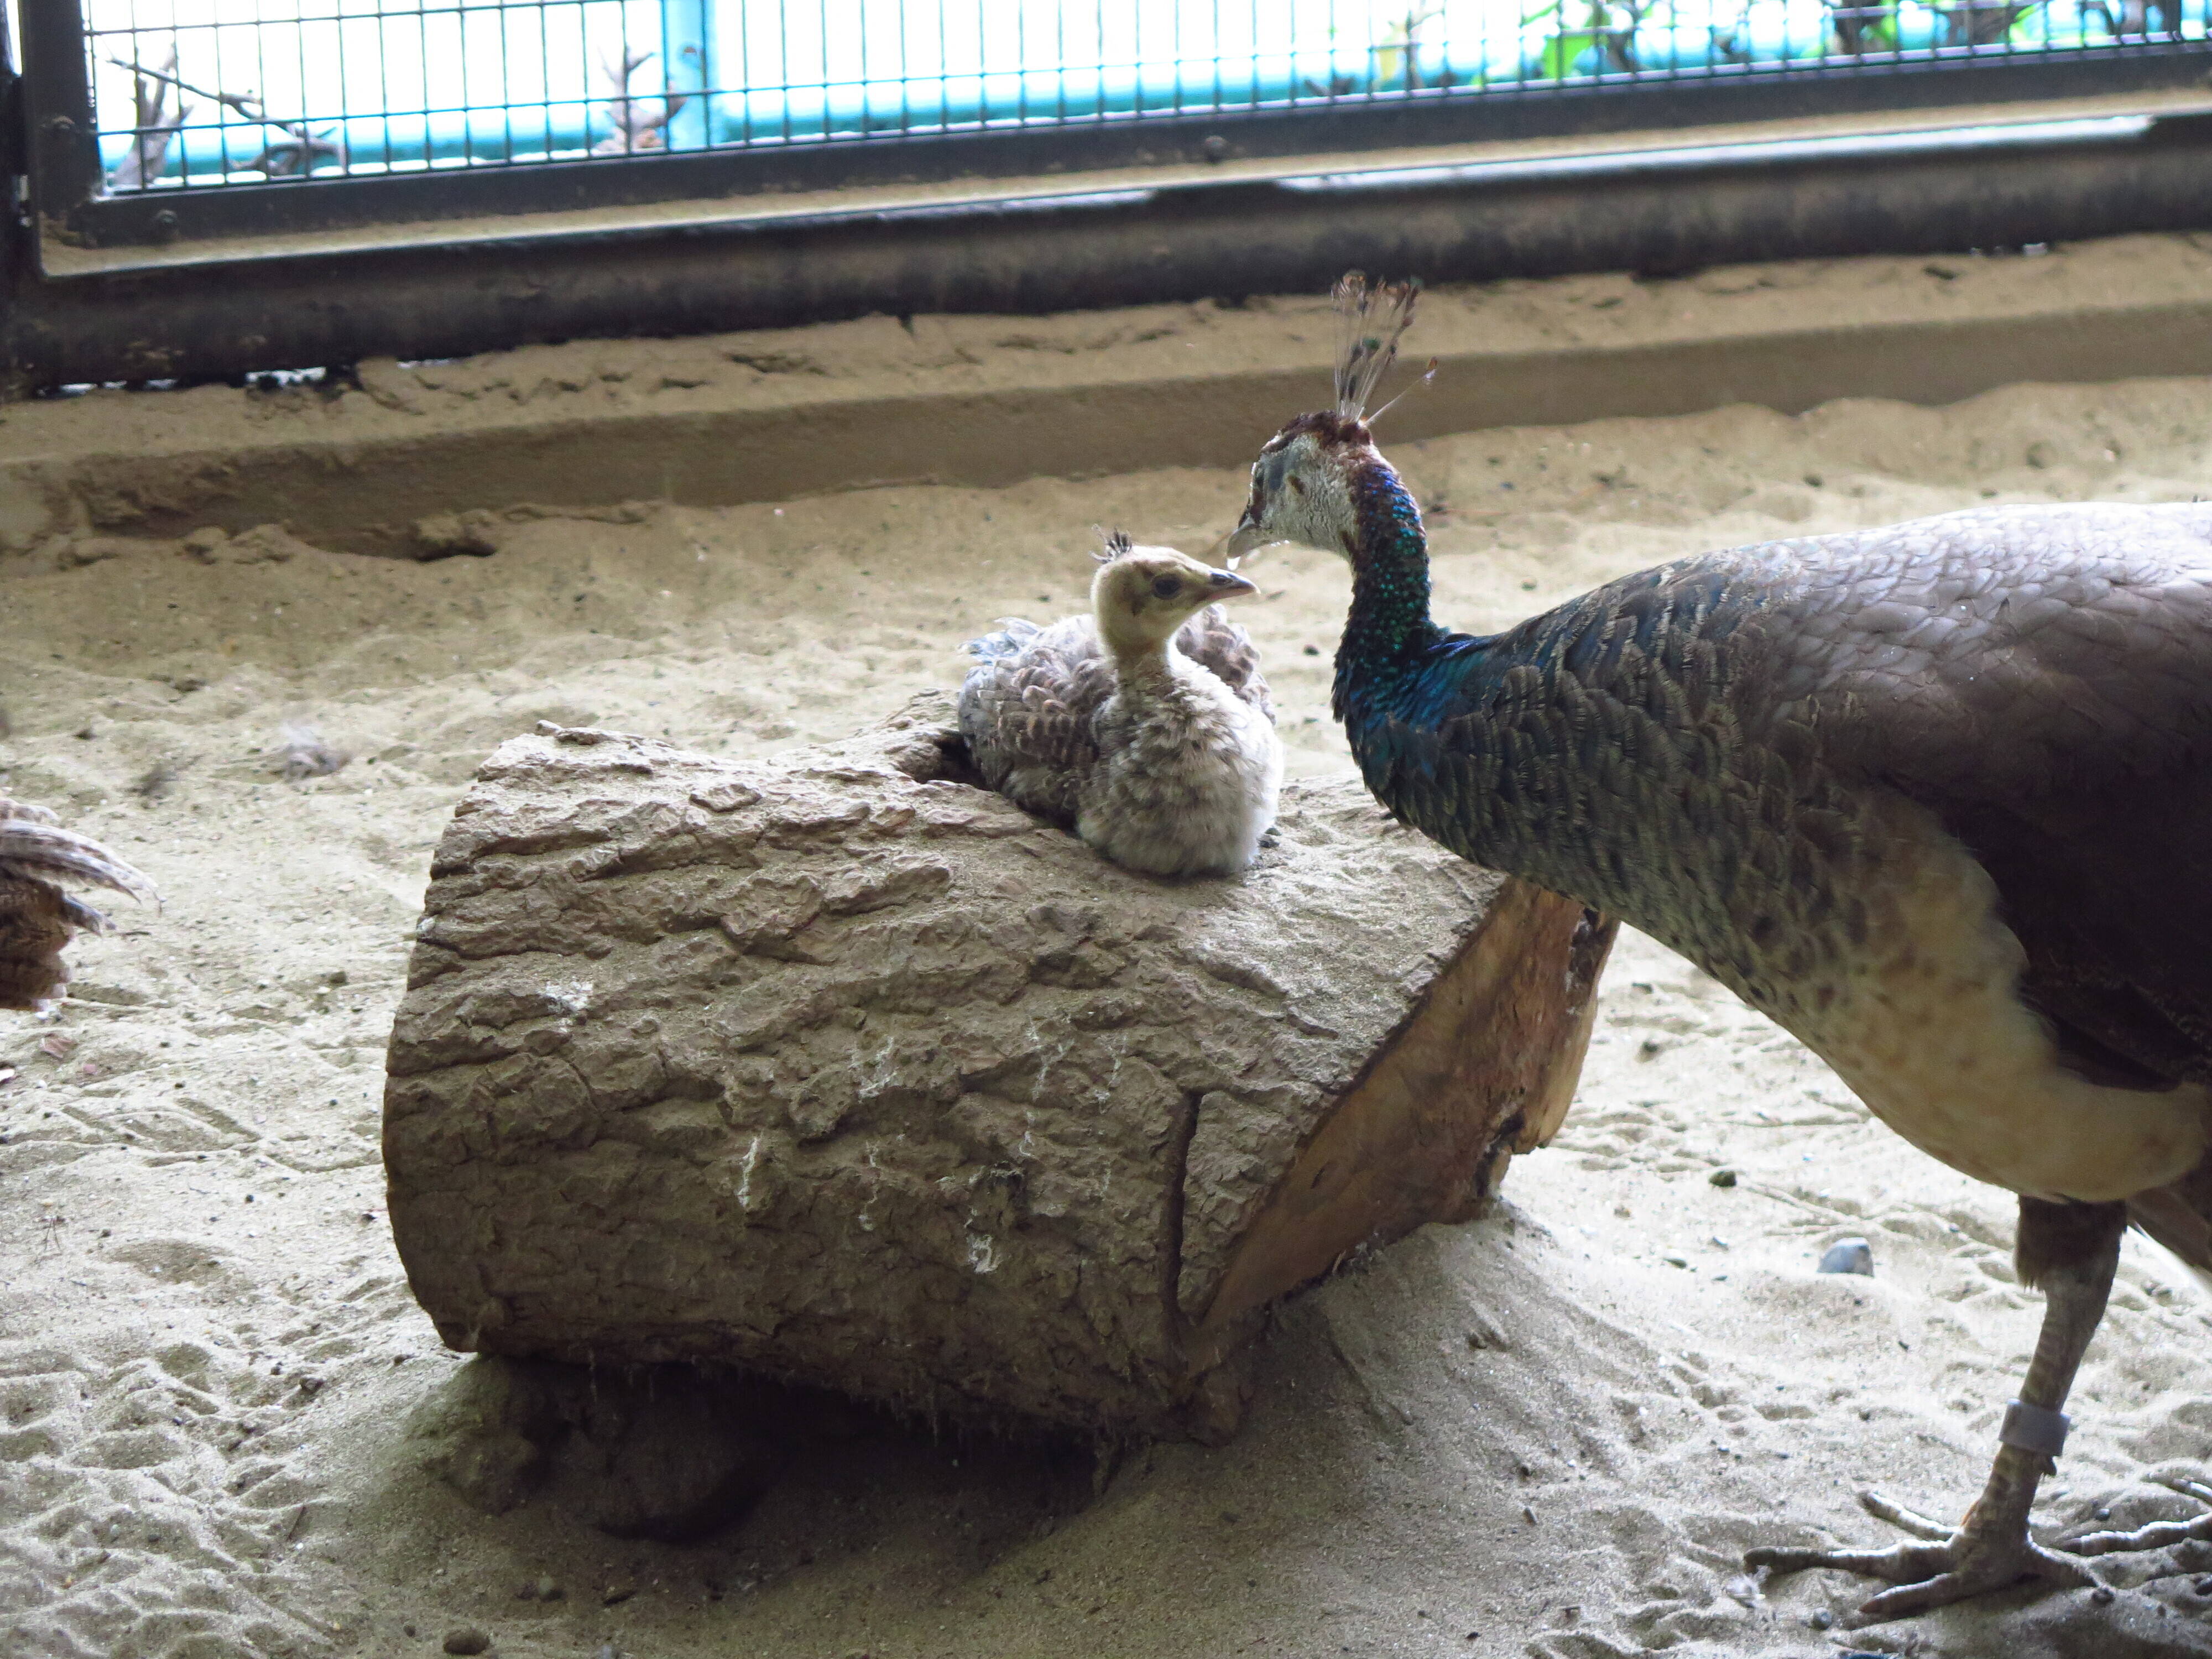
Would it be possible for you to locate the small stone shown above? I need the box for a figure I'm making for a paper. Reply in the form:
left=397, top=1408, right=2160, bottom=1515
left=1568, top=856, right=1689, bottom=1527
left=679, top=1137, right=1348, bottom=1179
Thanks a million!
left=1709, top=1167, right=1737, bottom=1188
left=402, top=1625, right=417, bottom=1639
left=2194, top=1574, right=2212, bottom=1594
left=1661, top=1253, right=1689, bottom=1269
left=1808, top=1608, right=1835, bottom=1630
left=602, top=1579, right=637, bottom=1606
left=2090, top=1585, right=2116, bottom=1606
left=441, top=1627, right=490, bottom=1656
left=533, top=1575, right=561, bottom=1601
left=1819, top=1238, right=1875, bottom=1277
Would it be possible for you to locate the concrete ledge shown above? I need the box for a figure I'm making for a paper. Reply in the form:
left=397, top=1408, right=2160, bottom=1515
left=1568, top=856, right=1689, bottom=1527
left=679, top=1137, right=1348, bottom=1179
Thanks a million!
left=6, top=230, right=2211, bottom=556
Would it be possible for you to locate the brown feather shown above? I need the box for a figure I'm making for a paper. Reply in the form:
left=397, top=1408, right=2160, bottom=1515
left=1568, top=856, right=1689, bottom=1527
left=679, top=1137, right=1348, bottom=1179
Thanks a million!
left=0, top=796, right=158, bottom=1011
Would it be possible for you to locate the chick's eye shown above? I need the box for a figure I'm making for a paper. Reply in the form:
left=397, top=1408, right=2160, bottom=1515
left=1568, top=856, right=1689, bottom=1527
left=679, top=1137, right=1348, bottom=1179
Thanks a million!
left=1150, top=576, right=1181, bottom=600
left=1287, top=476, right=1306, bottom=495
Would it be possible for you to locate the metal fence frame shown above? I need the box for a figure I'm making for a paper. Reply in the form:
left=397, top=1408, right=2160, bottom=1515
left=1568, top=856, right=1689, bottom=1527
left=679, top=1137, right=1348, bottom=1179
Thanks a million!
left=24, top=1, right=2212, bottom=251
left=4, top=1, right=2212, bottom=394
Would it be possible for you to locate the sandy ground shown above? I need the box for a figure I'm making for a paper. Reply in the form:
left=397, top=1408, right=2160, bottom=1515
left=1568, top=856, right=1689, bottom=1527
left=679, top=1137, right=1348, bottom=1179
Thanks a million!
left=7, top=357, right=2212, bottom=1659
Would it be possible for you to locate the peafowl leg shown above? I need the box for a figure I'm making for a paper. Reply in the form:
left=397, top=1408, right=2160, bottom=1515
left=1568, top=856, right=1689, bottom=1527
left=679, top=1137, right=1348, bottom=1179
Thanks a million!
left=1747, top=1196, right=2124, bottom=1621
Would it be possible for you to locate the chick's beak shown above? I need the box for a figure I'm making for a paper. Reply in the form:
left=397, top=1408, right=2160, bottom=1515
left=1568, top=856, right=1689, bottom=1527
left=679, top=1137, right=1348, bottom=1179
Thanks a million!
left=1208, top=567, right=1259, bottom=598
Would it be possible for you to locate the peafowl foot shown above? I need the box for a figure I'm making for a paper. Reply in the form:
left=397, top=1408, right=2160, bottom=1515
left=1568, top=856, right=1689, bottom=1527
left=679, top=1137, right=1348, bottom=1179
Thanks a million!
left=1748, top=1489, right=2094, bottom=1622
left=1751, top=1199, right=2131, bottom=1624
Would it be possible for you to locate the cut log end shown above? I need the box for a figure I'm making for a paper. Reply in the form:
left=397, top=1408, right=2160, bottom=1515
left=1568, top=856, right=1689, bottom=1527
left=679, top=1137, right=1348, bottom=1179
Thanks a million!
left=384, top=692, right=1614, bottom=1441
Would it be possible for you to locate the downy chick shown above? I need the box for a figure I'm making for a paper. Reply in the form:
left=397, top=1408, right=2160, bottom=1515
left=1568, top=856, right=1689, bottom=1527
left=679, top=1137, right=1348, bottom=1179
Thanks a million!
left=960, top=535, right=1283, bottom=877
left=1, top=796, right=158, bottom=1011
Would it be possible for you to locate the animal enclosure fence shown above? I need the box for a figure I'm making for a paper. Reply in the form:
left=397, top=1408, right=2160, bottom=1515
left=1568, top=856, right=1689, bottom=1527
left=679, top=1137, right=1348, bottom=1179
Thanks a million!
left=7, top=0, right=2212, bottom=392
left=37, top=0, right=2212, bottom=212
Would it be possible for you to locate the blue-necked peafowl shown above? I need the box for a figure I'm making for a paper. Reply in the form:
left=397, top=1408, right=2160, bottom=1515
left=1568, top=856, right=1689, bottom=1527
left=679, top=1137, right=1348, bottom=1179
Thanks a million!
left=959, top=532, right=1284, bottom=878
left=1226, top=273, right=2212, bottom=1620
left=1, top=796, right=157, bottom=1011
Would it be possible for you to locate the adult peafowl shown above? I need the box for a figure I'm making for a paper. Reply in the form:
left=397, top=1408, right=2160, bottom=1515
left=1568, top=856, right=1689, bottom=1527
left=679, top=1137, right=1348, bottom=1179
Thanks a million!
left=1226, top=273, right=2212, bottom=1620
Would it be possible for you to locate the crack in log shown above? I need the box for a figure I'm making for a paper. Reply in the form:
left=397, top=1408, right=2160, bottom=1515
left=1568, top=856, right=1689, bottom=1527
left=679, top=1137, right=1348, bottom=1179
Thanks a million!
left=1158, top=1089, right=1204, bottom=1354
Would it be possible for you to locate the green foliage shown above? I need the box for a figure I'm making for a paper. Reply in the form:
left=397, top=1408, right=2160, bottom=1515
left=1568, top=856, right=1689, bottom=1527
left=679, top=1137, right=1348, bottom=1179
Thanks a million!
left=1538, top=28, right=1604, bottom=77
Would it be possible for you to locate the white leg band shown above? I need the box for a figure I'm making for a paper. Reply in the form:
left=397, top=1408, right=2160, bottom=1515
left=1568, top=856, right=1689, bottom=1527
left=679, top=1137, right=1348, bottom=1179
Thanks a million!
left=1999, top=1400, right=2070, bottom=1457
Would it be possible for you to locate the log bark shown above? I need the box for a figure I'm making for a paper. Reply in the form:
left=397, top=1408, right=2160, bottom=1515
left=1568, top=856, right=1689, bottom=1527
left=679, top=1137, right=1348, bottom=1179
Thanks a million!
left=382, top=692, right=1616, bottom=1440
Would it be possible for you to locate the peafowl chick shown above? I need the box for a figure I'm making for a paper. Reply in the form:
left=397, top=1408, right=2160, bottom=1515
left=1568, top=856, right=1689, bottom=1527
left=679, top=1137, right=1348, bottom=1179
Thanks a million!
left=959, top=534, right=1283, bottom=877
left=1, top=797, right=158, bottom=1011
left=1227, top=272, right=2212, bottom=1620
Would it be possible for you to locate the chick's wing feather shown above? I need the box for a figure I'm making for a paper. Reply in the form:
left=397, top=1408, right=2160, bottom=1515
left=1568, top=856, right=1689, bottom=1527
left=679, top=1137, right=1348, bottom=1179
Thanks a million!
left=1174, top=605, right=1276, bottom=721
left=959, top=615, right=1113, bottom=823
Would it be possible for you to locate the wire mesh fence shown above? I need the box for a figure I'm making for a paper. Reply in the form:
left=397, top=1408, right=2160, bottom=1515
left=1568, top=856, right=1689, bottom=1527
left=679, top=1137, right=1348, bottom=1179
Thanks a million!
left=78, top=0, right=2212, bottom=194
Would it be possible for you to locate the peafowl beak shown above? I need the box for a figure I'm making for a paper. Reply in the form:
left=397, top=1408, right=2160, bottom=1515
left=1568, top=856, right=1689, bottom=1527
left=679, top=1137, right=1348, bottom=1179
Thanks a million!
left=1208, top=567, right=1259, bottom=598
left=1225, top=520, right=1278, bottom=565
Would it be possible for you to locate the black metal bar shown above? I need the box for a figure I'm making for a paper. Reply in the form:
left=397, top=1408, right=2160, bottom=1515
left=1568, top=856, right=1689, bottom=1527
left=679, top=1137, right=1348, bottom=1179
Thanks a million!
left=48, top=41, right=2212, bottom=253
left=0, top=2, right=24, bottom=187
left=19, top=0, right=100, bottom=227
left=12, top=100, right=2212, bottom=395
left=0, top=3, right=29, bottom=312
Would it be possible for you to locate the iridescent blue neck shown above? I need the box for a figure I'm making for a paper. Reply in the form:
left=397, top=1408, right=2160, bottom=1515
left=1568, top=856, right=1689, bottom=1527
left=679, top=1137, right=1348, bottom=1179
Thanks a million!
left=1334, top=455, right=1439, bottom=707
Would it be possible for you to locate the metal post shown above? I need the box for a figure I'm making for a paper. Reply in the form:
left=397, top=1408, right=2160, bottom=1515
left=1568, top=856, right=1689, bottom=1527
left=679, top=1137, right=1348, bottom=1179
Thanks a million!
left=17, top=0, right=101, bottom=243
left=0, top=2, right=25, bottom=317
left=659, top=0, right=715, bottom=150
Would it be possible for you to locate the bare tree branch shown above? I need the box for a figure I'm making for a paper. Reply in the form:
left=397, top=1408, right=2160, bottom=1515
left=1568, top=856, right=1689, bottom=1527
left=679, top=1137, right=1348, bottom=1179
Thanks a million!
left=106, top=48, right=195, bottom=191
left=102, top=54, right=345, bottom=178
left=593, top=47, right=687, bottom=154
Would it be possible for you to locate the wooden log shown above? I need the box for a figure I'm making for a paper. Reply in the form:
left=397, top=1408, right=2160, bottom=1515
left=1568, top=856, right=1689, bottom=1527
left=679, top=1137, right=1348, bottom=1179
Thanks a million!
left=382, top=692, right=1616, bottom=1441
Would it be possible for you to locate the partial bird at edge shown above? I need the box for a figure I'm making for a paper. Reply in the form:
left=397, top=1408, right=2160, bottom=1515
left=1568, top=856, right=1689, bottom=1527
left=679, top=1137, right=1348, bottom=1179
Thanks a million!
left=0, top=796, right=159, bottom=1012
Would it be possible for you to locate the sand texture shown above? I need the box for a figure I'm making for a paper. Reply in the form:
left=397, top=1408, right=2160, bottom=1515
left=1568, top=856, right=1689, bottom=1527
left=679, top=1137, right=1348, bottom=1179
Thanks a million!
left=7, top=295, right=2212, bottom=1657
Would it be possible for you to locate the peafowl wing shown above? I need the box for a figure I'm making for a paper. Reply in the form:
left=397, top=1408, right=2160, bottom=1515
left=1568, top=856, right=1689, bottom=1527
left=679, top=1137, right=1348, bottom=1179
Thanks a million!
left=1758, top=503, right=2212, bottom=1097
